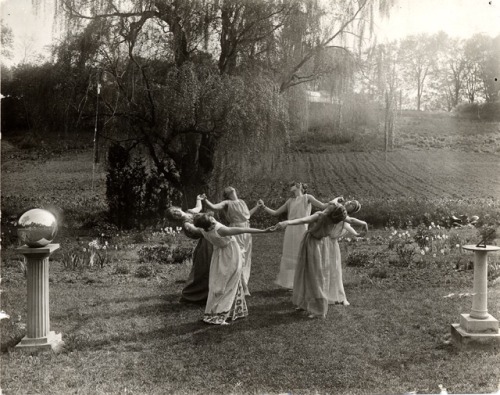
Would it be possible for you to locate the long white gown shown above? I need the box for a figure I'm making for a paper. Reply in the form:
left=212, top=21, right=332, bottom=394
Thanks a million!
left=327, top=222, right=357, bottom=305
left=275, top=194, right=311, bottom=289
left=200, top=222, right=248, bottom=325
left=226, top=199, right=252, bottom=295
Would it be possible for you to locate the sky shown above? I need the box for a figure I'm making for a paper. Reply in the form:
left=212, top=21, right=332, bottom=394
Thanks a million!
left=1, top=0, right=500, bottom=65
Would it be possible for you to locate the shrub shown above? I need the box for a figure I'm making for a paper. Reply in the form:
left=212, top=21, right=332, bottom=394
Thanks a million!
left=135, top=264, right=156, bottom=278
left=346, top=251, right=372, bottom=267
left=106, top=144, right=182, bottom=229
left=114, top=263, right=130, bottom=275
left=138, top=245, right=174, bottom=264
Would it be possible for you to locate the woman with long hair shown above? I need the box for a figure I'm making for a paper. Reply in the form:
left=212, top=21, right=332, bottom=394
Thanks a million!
left=187, top=213, right=274, bottom=325
left=258, top=181, right=326, bottom=289
left=165, top=195, right=212, bottom=305
left=202, top=187, right=260, bottom=295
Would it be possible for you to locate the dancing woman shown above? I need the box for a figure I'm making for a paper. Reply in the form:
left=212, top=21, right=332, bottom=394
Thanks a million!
left=258, top=181, right=326, bottom=289
left=186, top=213, right=274, bottom=325
left=202, top=187, right=260, bottom=295
left=166, top=195, right=212, bottom=304
left=327, top=200, right=366, bottom=306
left=276, top=202, right=357, bottom=318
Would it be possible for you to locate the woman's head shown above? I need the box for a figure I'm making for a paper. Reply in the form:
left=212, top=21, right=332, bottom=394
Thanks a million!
left=166, top=206, right=185, bottom=221
left=223, top=186, right=237, bottom=200
left=345, top=200, right=361, bottom=215
left=324, top=202, right=347, bottom=224
left=289, top=181, right=307, bottom=194
left=193, top=213, right=214, bottom=231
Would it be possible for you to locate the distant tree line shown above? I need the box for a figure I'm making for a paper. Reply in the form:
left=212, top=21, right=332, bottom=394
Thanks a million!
left=360, top=32, right=500, bottom=115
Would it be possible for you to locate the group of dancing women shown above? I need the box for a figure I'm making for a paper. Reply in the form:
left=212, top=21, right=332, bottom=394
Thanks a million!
left=166, top=182, right=368, bottom=326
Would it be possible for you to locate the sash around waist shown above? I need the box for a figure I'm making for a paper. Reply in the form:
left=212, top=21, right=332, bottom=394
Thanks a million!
left=229, top=221, right=250, bottom=227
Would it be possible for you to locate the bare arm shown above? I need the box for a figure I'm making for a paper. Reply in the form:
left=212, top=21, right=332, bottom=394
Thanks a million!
left=279, top=212, right=321, bottom=228
left=248, top=204, right=260, bottom=217
left=345, top=216, right=368, bottom=233
left=307, top=194, right=327, bottom=209
left=203, top=199, right=228, bottom=211
left=183, top=222, right=203, bottom=236
left=261, top=200, right=289, bottom=216
left=217, top=225, right=272, bottom=237
left=343, top=222, right=360, bottom=237
left=187, top=194, right=205, bottom=214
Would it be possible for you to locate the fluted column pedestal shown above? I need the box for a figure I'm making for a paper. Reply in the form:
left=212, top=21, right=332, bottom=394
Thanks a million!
left=451, top=245, right=500, bottom=349
left=15, top=244, right=64, bottom=353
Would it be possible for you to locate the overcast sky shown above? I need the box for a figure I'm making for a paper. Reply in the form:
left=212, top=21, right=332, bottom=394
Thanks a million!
left=1, top=0, right=500, bottom=65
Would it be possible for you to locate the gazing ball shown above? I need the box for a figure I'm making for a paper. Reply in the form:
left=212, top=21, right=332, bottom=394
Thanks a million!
left=17, top=209, right=58, bottom=248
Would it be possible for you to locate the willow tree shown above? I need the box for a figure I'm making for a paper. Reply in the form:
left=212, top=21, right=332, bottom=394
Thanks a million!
left=36, top=0, right=395, bottom=206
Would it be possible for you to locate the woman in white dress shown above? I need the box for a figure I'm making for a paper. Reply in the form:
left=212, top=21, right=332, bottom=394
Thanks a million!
left=258, top=182, right=326, bottom=289
left=327, top=200, right=366, bottom=306
left=202, top=187, right=260, bottom=295
left=186, top=213, right=273, bottom=325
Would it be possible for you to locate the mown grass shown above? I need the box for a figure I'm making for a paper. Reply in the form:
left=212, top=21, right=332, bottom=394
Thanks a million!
left=1, top=230, right=500, bottom=394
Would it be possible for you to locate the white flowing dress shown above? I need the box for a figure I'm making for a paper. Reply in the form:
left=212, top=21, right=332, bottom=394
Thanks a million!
left=226, top=199, right=252, bottom=295
left=327, top=222, right=357, bottom=304
left=275, top=195, right=311, bottom=289
left=200, top=222, right=248, bottom=325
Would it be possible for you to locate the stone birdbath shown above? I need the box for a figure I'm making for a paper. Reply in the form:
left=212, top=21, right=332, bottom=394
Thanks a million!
left=15, top=209, right=64, bottom=353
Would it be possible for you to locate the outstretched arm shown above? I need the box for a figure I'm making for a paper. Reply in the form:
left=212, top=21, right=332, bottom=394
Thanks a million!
left=187, top=194, right=205, bottom=214
left=260, top=200, right=288, bottom=216
left=345, top=216, right=368, bottom=233
left=307, top=194, right=327, bottom=209
left=279, top=212, right=321, bottom=228
left=203, top=198, right=228, bottom=211
left=183, top=222, right=203, bottom=236
left=217, top=225, right=273, bottom=237
left=343, top=222, right=361, bottom=237
left=249, top=203, right=260, bottom=217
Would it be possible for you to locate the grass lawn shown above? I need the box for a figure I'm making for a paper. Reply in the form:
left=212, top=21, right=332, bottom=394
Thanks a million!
left=1, top=231, right=499, bottom=395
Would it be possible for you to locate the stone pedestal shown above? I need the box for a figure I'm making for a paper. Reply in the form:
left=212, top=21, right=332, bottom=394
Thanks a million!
left=15, top=244, right=64, bottom=353
left=451, top=245, right=500, bottom=349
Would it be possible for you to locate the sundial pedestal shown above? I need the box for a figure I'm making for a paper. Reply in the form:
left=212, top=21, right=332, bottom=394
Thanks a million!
left=15, top=244, right=64, bottom=353
left=451, top=245, right=500, bottom=349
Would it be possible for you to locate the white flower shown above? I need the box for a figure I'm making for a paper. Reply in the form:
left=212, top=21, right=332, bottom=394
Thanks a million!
left=429, top=226, right=432, bottom=230
left=440, top=249, right=445, bottom=254
left=431, top=222, right=435, bottom=227
left=346, top=238, right=351, bottom=242
left=437, top=235, right=441, bottom=240
left=433, top=254, right=436, bottom=258
left=83, top=247, right=87, bottom=252
left=420, top=250, right=425, bottom=255
left=102, top=246, right=107, bottom=250
left=456, top=244, right=460, bottom=248
left=105, top=241, right=109, bottom=246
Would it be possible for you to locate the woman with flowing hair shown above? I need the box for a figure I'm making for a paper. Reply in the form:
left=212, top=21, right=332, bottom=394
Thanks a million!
left=202, top=187, right=260, bottom=295
left=165, top=195, right=212, bottom=305
left=258, top=181, right=326, bottom=290
left=276, top=202, right=363, bottom=318
left=187, top=213, right=274, bottom=325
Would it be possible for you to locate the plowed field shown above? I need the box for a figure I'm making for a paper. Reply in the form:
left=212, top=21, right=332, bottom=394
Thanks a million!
left=241, top=150, right=500, bottom=202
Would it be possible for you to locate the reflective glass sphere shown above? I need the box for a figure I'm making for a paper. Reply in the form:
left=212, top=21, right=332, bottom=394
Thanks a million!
left=17, top=209, right=58, bottom=248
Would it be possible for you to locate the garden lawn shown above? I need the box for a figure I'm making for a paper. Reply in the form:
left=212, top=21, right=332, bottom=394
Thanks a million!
left=1, top=232, right=499, bottom=395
